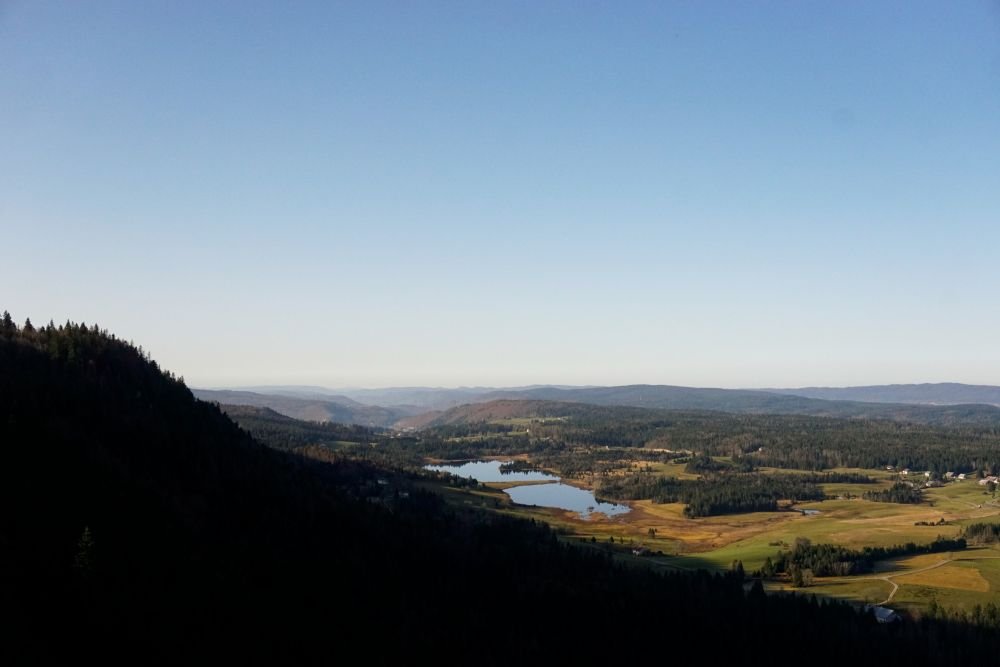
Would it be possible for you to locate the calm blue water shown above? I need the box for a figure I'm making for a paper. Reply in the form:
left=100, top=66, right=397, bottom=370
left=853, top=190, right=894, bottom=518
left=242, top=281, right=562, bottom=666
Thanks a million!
left=424, top=460, right=631, bottom=520
left=425, top=460, right=556, bottom=482
left=505, top=483, right=631, bottom=519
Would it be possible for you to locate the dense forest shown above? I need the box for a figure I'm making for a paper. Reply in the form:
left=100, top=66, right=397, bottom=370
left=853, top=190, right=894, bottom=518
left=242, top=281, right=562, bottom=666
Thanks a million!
left=863, top=482, right=925, bottom=504
left=597, top=473, right=826, bottom=517
left=764, top=536, right=967, bottom=579
left=962, top=522, right=1000, bottom=545
left=597, top=468, right=875, bottom=518
left=4, top=313, right=1000, bottom=664
left=685, top=453, right=756, bottom=474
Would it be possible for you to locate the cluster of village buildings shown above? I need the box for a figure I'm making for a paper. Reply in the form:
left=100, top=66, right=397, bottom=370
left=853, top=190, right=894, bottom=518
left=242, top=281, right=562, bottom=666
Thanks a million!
left=886, top=466, right=984, bottom=486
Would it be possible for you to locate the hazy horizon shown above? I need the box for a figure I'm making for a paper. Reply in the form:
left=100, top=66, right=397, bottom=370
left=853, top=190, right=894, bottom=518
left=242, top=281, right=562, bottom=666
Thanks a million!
left=4, top=3, right=999, bottom=388
left=196, top=379, right=1000, bottom=393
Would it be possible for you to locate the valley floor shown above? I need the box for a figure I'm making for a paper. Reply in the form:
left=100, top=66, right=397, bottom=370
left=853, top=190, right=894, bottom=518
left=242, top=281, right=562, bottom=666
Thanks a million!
left=431, top=461, right=1000, bottom=615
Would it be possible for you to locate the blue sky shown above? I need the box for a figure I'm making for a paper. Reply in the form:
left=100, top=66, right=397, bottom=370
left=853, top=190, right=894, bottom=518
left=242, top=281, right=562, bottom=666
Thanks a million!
left=3, top=1, right=999, bottom=388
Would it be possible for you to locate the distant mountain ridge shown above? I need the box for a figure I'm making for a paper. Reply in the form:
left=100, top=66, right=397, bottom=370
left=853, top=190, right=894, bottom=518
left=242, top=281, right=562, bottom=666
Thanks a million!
left=398, top=395, right=1000, bottom=431
left=400, top=385, right=1000, bottom=426
left=481, top=384, right=811, bottom=411
left=473, top=384, right=1000, bottom=425
left=396, top=399, right=660, bottom=429
left=227, top=384, right=586, bottom=410
left=767, top=383, right=1000, bottom=406
left=192, top=389, right=419, bottom=427
left=201, top=382, right=1000, bottom=429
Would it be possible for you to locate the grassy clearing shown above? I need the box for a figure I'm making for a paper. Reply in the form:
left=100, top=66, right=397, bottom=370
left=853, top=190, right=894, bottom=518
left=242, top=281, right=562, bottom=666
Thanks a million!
left=645, top=459, right=700, bottom=480
left=667, top=497, right=966, bottom=572
left=889, top=549, right=1000, bottom=614
left=897, top=565, right=989, bottom=591
left=488, top=475, right=990, bottom=572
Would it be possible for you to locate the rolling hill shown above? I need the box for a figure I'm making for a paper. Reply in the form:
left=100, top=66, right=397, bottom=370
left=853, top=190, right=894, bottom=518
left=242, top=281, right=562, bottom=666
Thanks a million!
left=396, top=398, right=591, bottom=429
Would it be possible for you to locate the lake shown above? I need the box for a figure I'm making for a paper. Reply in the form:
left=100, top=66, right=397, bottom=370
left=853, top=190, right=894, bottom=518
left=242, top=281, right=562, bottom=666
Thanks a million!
left=425, top=459, right=557, bottom=483
left=504, top=482, right=631, bottom=519
left=425, top=460, right=631, bottom=520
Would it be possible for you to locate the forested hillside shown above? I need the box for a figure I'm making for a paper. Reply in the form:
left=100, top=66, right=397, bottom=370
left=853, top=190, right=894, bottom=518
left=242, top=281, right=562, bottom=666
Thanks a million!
left=405, top=399, right=1000, bottom=474
left=217, top=404, right=383, bottom=450
left=3, top=313, right=999, bottom=664
left=478, top=384, right=1000, bottom=426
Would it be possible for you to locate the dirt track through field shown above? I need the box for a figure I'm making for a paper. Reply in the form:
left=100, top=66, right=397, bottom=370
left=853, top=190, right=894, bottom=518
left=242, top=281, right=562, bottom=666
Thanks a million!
left=844, top=554, right=1000, bottom=605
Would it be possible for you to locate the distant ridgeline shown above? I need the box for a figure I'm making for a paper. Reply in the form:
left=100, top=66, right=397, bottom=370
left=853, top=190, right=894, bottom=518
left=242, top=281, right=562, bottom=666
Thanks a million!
left=3, top=312, right=1000, bottom=663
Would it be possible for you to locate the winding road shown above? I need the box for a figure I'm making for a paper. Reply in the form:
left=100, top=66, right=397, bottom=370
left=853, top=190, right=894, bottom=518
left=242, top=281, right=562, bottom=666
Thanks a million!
left=844, top=553, right=1000, bottom=606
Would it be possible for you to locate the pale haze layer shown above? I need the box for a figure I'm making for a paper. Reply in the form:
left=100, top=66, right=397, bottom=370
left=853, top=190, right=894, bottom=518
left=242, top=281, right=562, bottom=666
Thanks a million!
left=3, top=2, right=999, bottom=388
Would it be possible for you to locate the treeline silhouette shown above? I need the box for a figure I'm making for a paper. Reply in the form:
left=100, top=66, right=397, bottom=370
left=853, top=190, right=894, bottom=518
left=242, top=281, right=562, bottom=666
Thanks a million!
left=3, top=313, right=1000, bottom=664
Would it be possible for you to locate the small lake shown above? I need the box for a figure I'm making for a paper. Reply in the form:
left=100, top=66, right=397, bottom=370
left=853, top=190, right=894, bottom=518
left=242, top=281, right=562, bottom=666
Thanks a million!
left=425, top=459, right=557, bottom=483
left=505, top=482, right=630, bottom=519
left=425, top=460, right=630, bottom=520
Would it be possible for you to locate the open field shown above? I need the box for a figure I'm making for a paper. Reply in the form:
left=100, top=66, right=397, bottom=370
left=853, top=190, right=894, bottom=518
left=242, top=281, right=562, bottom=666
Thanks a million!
left=535, top=468, right=999, bottom=565
left=890, top=550, right=1000, bottom=613
left=428, top=463, right=1000, bottom=612
left=438, top=468, right=1000, bottom=566
left=642, top=459, right=701, bottom=480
